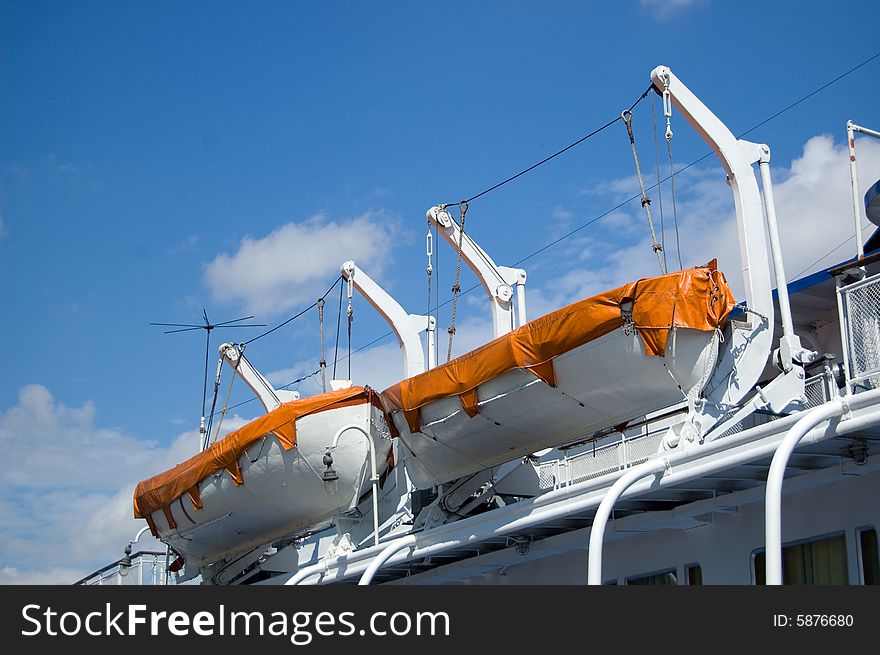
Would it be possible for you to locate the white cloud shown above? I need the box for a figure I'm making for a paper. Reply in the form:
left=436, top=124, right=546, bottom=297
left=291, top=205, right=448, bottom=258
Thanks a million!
left=0, top=384, right=250, bottom=584
left=600, top=210, right=638, bottom=232
left=552, top=206, right=574, bottom=222
left=204, top=212, right=397, bottom=317
left=168, top=234, right=199, bottom=255
left=691, top=135, right=880, bottom=289
left=0, top=566, right=87, bottom=585
left=640, top=0, right=703, bottom=19
left=564, top=134, right=880, bottom=302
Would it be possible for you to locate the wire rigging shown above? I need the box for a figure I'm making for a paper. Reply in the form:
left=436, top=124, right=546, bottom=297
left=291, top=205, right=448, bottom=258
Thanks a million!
left=737, top=50, right=880, bottom=140
left=150, top=311, right=265, bottom=441
left=211, top=355, right=240, bottom=444
left=242, top=276, right=341, bottom=346
left=446, top=85, right=654, bottom=206
left=317, top=298, right=326, bottom=392
left=790, top=223, right=876, bottom=281
left=513, top=49, right=880, bottom=270
left=208, top=366, right=324, bottom=419
left=332, top=279, right=343, bottom=380
left=346, top=271, right=354, bottom=380
left=204, top=354, right=223, bottom=446
left=211, top=51, right=880, bottom=416
left=666, top=125, right=684, bottom=271
left=651, top=95, right=668, bottom=272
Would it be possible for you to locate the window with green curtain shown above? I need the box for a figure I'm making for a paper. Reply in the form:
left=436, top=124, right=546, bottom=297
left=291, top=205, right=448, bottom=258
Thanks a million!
left=753, top=533, right=848, bottom=585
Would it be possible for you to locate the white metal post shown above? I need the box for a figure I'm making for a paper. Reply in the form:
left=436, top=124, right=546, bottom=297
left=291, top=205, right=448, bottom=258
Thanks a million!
left=847, top=120, right=880, bottom=261
left=427, top=316, right=437, bottom=370
left=331, top=423, right=380, bottom=547
left=848, top=121, right=865, bottom=260
left=764, top=398, right=849, bottom=585
left=758, top=153, right=807, bottom=370
left=516, top=278, right=528, bottom=327
left=587, top=457, right=669, bottom=585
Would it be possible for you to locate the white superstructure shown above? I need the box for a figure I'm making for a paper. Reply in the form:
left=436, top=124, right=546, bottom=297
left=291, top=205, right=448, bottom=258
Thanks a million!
left=88, top=65, right=880, bottom=588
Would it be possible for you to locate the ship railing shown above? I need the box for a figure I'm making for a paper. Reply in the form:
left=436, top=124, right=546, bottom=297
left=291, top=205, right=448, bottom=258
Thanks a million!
left=838, top=271, right=880, bottom=396
left=75, top=550, right=169, bottom=586
left=534, top=369, right=835, bottom=493
left=536, top=426, right=667, bottom=492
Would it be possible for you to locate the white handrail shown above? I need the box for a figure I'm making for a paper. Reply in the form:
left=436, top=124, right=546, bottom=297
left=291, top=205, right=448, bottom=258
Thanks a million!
left=331, top=423, right=381, bottom=548
left=587, top=457, right=669, bottom=585
left=358, top=535, right=418, bottom=585
left=764, top=397, right=851, bottom=585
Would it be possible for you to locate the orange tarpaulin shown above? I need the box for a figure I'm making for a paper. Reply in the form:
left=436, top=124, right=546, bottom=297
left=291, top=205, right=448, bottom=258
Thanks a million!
left=381, top=262, right=735, bottom=433
left=133, top=386, right=378, bottom=530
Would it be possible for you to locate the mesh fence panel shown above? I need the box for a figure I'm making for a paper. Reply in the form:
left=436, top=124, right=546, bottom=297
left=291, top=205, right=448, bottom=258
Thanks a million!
left=566, top=443, right=622, bottom=484
left=844, top=276, right=880, bottom=392
left=626, top=432, right=665, bottom=465
left=803, top=375, right=829, bottom=409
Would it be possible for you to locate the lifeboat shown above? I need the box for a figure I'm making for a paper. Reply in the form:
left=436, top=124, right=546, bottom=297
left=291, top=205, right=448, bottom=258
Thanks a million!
left=381, top=261, right=736, bottom=488
left=133, top=386, right=392, bottom=571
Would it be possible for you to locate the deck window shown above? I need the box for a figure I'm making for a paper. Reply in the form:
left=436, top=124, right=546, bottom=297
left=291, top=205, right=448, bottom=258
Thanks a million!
left=626, top=568, right=677, bottom=585
left=859, top=528, right=879, bottom=585
left=685, top=564, right=703, bottom=585
left=753, top=533, right=848, bottom=585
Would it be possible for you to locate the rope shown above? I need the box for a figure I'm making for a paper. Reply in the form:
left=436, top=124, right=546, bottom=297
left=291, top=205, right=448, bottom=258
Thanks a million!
left=447, top=200, right=468, bottom=362
left=622, top=109, right=665, bottom=275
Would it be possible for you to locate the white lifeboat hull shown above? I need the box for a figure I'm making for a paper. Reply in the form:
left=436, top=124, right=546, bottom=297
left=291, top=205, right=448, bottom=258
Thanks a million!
left=141, top=402, right=391, bottom=572
left=392, top=326, right=718, bottom=488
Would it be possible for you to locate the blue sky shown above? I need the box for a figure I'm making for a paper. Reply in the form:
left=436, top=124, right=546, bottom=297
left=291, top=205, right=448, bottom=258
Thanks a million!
left=2, top=0, right=879, bottom=582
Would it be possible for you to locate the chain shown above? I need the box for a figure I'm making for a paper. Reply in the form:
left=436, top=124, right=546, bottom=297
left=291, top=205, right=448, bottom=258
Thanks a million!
left=447, top=201, right=468, bottom=362
left=622, top=109, right=666, bottom=275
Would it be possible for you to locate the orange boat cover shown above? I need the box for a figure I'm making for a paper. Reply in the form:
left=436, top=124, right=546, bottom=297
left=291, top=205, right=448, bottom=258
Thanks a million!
left=381, top=261, right=736, bottom=433
left=133, top=386, right=377, bottom=532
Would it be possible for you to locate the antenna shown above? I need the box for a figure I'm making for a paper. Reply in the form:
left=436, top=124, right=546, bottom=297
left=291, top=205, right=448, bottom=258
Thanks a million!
left=150, top=310, right=266, bottom=444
